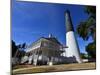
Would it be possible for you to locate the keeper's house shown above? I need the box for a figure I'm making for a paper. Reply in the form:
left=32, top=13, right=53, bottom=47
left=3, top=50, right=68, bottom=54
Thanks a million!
left=21, top=34, right=68, bottom=65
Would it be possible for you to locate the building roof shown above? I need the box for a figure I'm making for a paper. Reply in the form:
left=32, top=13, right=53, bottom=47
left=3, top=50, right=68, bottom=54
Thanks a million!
left=25, top=36, right=62, bottom=52
left=44, top=37, right=61, bottom=45
left=29, top=37, right=61, bottom=48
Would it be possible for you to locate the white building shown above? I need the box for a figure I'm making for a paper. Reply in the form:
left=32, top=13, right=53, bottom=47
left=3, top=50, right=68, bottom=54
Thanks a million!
left=21, top=34, right=67, bottom=65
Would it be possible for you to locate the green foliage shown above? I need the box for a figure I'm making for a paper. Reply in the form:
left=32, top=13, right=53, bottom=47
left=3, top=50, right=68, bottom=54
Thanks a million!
left=86, top=41, right=96, bottom=58
left=85, top=6, right=96, bottom=19
left=77, top=6, right=96, bottom=59
left=12, top=40, right=18, bottom=57
left=77, top=22, right=89, bottom=40
left=12, top=40, right=26, bottom=59
left=16, top=50, right=26, bottom=60
left=77, top=6, right=96, bottom=41
left=80, top=53, right=88, bottom=59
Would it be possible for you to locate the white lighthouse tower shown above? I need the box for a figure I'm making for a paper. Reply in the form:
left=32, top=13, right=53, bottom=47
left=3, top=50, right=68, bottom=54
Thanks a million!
left=65, top=10, right=82, bottom=63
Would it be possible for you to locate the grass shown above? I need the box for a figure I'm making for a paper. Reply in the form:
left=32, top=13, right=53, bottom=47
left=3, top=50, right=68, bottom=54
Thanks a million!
left=12, top=62, right=96, bottom=74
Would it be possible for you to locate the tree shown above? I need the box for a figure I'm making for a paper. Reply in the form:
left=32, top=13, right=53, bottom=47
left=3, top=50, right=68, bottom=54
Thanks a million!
left=16, top=43, right=26, bottom=59
left=86, top=41, right=96, bottom=59
left=22, top=43, right=27, bottom=49
left=77, top=6, right=96, bottom=59
left=77, top=6, right=96, bottom=40
left=80, top=53, right=88, bottom=59
left=12, top=40, right=26, bottom=59
left=12, top=40, right=18, bottom=57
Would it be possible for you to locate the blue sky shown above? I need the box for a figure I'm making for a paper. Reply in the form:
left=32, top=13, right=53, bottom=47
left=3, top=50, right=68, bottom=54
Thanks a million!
left=12, top=0, right=93, bottom=53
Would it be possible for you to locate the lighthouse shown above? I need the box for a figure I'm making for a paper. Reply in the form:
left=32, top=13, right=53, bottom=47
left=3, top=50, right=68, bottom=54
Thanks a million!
left=65, top=10, right=82, bottom=63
